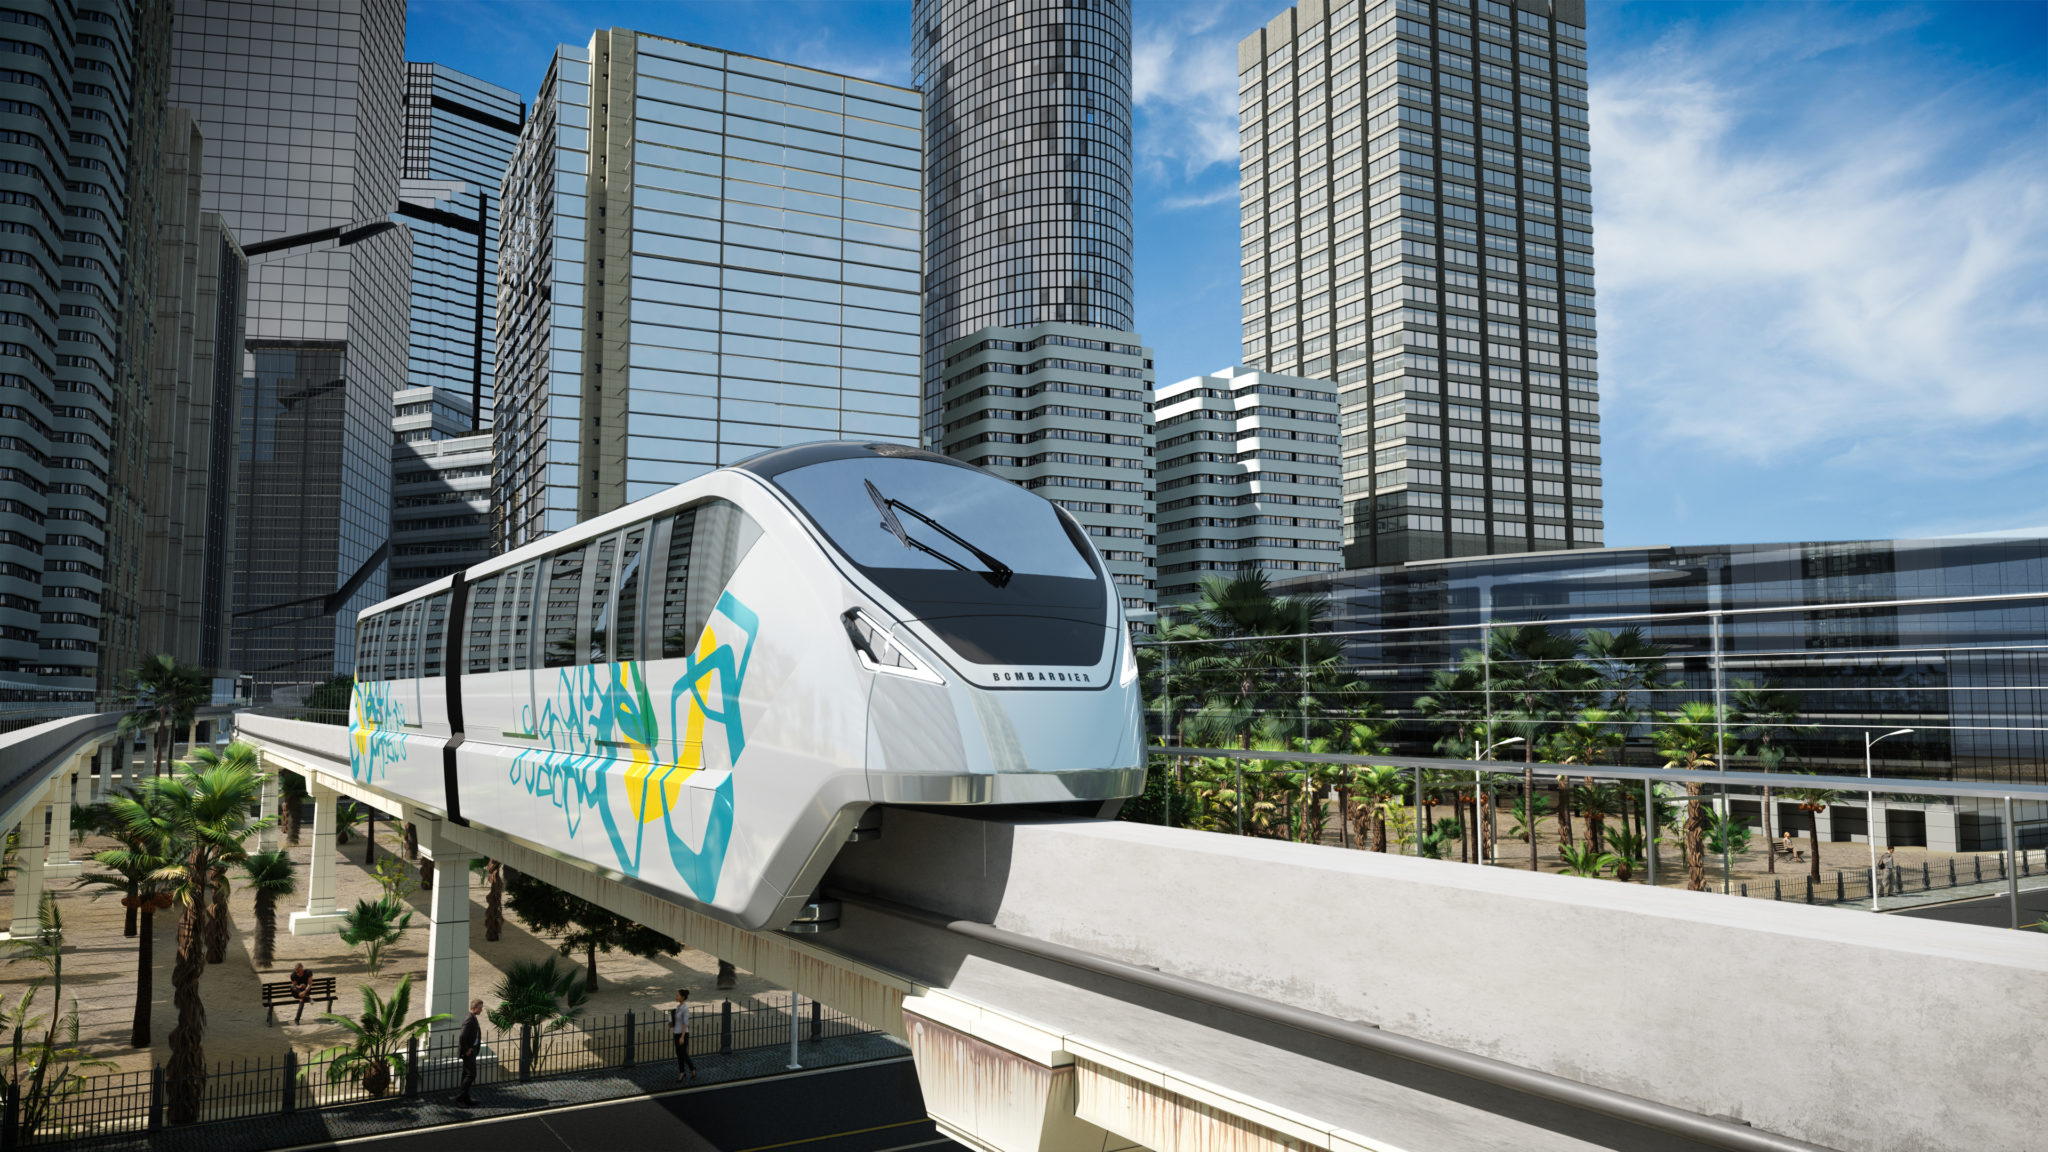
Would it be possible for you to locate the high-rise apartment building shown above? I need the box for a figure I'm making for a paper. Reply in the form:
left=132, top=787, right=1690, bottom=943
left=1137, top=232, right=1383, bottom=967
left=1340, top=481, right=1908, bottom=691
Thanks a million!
left=389, top=386, right=490, bottom=594
left=0, top=0, right=167, bottom=705
left=1154, top=367, right=1343, bottom=603
left=169, top=0, right=411, bottom=699
left=1237, top=0, right=1601, bottom=569
left=399, top=63, right=522, bottom=429
left=913, top=0, right=1157, bottom=615
left=495, top=32, right=922, bottom=550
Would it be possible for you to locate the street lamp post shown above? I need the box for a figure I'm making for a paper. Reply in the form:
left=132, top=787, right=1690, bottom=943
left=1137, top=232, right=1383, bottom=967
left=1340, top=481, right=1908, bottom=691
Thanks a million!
left=1476, top=737, right=1523, bottom=865
left=1866, top=728, right=1913, bottom=911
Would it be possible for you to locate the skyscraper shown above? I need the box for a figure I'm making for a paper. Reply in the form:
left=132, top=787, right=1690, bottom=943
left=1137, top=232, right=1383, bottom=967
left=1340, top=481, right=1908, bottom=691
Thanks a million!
left=0, top=0, right=167, bottom=706
left=399, top=63, right=522, bottom=429
left=913, top=0, right=1157, bottom=615
left=1154, top=367, right=1343, bottom=603
left=1237, top=0, right=1601, bottom=569
left=168, top=0, right=411, bottom=699
left=495, top=31, right=922, bottom=551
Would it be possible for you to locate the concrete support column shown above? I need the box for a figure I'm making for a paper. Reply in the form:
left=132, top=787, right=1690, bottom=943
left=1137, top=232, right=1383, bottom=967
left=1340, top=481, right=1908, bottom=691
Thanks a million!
left=902, top=994, right=1114, bottom=1152
left=289, top=783, right=346, bottom=935
left=255, top=749, right=280, bottom=854
left=43, top=761, right=82, bottom=879
left=5, top=781, right=53, bottom=939
left=417, top=821, right=476, bottom=1035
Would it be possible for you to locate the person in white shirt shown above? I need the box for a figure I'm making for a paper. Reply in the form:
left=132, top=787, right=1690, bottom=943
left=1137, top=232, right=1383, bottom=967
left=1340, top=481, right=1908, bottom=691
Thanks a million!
left=671, top=988, right=697, bottom=1082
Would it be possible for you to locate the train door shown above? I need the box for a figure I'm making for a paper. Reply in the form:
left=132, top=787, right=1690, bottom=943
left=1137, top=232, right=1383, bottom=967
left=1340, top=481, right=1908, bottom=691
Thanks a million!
left=460, top=560, right=540, bottom=773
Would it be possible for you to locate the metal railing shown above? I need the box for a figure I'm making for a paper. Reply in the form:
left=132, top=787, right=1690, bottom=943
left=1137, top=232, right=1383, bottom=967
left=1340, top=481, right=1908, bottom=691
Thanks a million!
left=9, top=999, right=870, bottom=1147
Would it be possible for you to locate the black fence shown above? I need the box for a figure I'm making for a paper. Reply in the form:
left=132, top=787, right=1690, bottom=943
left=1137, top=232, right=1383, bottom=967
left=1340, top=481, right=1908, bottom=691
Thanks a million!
left=1738, top=846, right=2048, bottom=906
left=5, top=999, right=867, bottom=1148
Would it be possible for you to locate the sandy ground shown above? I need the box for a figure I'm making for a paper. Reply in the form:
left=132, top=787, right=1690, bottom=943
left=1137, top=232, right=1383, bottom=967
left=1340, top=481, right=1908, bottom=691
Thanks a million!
left=2, top=808, right=793, bottom=1075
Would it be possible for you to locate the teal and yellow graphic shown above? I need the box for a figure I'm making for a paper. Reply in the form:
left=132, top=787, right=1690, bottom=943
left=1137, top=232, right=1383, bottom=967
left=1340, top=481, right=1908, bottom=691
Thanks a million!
left=510, top=590, right=760, bottom=903
left=349, top=680, right=409, bottom=783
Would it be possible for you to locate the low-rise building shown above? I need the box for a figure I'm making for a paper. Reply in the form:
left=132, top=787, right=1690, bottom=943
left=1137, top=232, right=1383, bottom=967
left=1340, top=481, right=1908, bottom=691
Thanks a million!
left=1155, top=368, right=1343, bottom=605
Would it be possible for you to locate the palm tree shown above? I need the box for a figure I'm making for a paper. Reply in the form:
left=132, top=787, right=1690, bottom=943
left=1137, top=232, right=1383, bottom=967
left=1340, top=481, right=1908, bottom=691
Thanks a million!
left=1556, top=842, right=1624, bottom=878
left=490, top=957, right=589, bottom=1071
left=1175, top=572, right=1349, bottom=752
left=338, top=895, right=413, bottom=976
left=1731, top=679, right=1813, bottom=875
left=1782, top=780, right=1838, bottom=884
left=116, top=655, right=209, bottom=780
left=240, top=851, right=297, bottom=969
left=1550, top=707, right=1624, bottom=853
left=1349, top=764, right=1408, bottom=852
left=120, top=743, right=270, bottom=1123
left=278, top=771, right=308, bottom=846
left=1480, top=624, right=1596, bottom=871
left=78, top=789, right=180, bottom=1048
left=312, top=974, right=447, bottom=1098
left=1652, top=701, right=1722, bottom=892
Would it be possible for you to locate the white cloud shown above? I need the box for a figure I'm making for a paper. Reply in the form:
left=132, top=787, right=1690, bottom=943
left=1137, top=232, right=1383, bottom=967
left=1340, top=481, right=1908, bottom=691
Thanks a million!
left=1594, top=10, right=2048, bottom=473
left=1131, top=1, right=1255, bottom=180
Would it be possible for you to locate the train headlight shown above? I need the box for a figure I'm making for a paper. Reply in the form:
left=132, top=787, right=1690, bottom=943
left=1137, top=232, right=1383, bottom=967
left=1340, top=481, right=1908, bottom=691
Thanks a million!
left=842, top=609, right=944, bottom=684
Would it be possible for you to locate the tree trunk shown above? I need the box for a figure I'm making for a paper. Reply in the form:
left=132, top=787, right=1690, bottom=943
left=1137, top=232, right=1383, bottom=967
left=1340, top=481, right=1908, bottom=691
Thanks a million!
left=1685, top=784, right=1707, bottom=892
left=1762, top=786, right=1777, bottom=874
left=404, top=822, right=419, bottom=861
left=420, top=857, right=434, bottom=892
left=166, top=878, right=210, bottom=1124
left=1371, top=809, right=1387, bottom=853
left=1524, top=764, right=1537, bottom=871
left=1555, top=777, right=1576, bottom=852
left=130, top=906, right=155, bottom=1048
left=584, top=940, right=599, bottom=990
left=364, top=808, right=376, bottom=865
left=283, top=790, right=301, bottom=846
left=1808, top=809, right=1823, bottom=883
left=206, top=871, right=230, bottom=964
left=124, top=881, right=138, bottom=938
left=484, top=860, right=503, bottom=942
left=1586, top=779, right=1605, bottom=854
left=253, top=894, right=276, bottom=969
left=717, top=960, right=737, bottom=990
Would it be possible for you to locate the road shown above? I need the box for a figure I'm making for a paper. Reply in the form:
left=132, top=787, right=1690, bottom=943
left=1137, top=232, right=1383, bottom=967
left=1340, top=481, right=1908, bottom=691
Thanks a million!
left=309, top=1057, right=959, bottom=1152
left=1893, top=884, right=2048, bottom=930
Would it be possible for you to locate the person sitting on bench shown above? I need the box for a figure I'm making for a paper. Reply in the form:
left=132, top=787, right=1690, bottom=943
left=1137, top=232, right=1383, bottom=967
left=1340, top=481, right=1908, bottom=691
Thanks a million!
left=289, top=963, right=315, bottom=1024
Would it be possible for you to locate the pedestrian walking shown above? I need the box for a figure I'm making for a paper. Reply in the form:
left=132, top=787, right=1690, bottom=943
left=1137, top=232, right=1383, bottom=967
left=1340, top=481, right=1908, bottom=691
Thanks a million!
left=456, top=998, right=482, bottom=1105
left=1882, top=847, right=1900, bottom=896
left=671, top=988, right=697, bottom=1082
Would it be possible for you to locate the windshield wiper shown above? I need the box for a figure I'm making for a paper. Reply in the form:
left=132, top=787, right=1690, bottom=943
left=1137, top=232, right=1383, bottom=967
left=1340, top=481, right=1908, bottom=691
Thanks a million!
left=866, top=480, right=1014, bottom=588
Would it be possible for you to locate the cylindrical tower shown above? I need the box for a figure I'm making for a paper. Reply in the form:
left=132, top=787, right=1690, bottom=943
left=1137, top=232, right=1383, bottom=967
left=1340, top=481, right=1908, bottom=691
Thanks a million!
left=914, top=0, right=1138, bottom=433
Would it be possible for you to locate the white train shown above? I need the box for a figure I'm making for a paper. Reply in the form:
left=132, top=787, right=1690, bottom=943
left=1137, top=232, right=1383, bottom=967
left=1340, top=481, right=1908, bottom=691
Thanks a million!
left=347, top=442, right=1145, bottom=931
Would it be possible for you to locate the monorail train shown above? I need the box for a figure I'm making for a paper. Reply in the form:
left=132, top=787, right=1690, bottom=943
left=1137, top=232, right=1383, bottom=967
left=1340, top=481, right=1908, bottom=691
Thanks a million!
left=346, top=441, right=1145, bottom=932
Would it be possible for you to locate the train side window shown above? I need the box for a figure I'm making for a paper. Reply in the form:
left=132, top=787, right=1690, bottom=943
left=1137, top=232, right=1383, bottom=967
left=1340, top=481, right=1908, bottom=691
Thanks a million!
left=356, top=613, right=382, bottom=683
left=507, top=562, right=538, bottom=671
left=422, top=593, right=449, bottom=678
left=379, top=608, right=402, bottom=683
left=465, top=575, right=500, bottom=674
left=660, top=500, right=761, bottom=659
left=611, top=524, right=649, bottom=662
left=659, top=506, right=698, bottom=658
left=583, top=535, right=616, bottom=664
left=542, top=547, right=585, bottom=669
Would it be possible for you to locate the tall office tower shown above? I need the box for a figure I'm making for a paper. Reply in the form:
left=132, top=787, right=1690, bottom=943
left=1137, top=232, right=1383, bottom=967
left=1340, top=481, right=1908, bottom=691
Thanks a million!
left=1154, top=367, right=1343, bottom=603
left=0, top=0, right=163, bottom=706
left=495, top=32, right=922, bottom=550
left=133, top=109, right=247, bottom=675
left=399, top=63, right=523, bottom=429
left=389, top=386, right=490, bottom=593
left=169, top=0, right=411, bottom=700
left=914, top=0, right=1157, bottom=615
left=1237, top=0, right=1601, bottom=569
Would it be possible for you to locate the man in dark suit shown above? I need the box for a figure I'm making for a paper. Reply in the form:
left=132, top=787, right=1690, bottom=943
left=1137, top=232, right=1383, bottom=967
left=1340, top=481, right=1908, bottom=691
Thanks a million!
left=456, top=998, right=483, bottom=1105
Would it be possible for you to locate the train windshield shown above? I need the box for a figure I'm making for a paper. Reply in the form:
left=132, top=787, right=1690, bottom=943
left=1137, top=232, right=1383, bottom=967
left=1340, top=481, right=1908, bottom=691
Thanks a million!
left=768, top=455, right=1109, bottom=666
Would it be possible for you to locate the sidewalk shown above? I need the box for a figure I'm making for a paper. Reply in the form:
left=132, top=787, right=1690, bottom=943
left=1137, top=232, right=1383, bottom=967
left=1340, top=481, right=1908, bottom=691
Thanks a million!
left=37, top=1033, right=910, bottom=1152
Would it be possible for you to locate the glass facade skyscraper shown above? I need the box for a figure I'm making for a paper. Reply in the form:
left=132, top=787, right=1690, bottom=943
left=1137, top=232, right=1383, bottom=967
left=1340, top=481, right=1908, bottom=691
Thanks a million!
left=1238, top=0, right=1601, bottom=571
left=495, top=31, right=922, bottom=551
left=169, top=0, right=410, bottom=699
left=0, top=0, right=165, bottom=705
left=913, top=0, right=1156, bottom=614
left=399, top=62, right=522, bottom=429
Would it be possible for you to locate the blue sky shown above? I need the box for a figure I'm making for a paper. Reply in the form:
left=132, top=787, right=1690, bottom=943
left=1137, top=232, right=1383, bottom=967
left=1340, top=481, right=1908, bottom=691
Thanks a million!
left=407, top=0, right=2048, bottom=549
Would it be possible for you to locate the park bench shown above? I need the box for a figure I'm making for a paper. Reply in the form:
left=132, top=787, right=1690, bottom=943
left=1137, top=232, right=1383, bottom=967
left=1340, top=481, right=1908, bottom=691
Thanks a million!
left=261, top=975, right=336, bottom=1025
